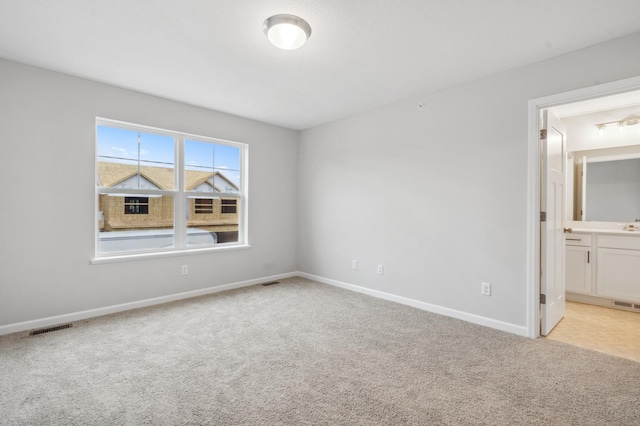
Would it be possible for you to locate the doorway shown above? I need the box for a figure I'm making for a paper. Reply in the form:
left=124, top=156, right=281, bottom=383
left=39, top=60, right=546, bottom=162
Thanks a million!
left=527, top=75, right=640, bottom=339
left=545, top=300, right=640, bottom=362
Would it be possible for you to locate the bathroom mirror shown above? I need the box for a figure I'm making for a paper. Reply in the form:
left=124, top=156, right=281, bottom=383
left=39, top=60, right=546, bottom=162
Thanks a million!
left=581, top=157, right=640, bottom=222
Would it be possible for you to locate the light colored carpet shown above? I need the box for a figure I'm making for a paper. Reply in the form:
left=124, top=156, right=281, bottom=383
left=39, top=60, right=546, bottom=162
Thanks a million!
left=1, top=277, right=639, bottom=425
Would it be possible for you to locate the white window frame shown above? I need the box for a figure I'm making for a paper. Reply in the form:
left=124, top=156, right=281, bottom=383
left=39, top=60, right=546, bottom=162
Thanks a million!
left=92, top=118, right=249, bottom=263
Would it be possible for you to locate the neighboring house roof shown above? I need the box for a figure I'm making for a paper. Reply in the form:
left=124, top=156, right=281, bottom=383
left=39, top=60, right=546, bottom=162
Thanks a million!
left=111, top=173, right=163, bottom=190
left=97, top=162, right=239, bottom=193
left=191, top=173, right=241, bottom=193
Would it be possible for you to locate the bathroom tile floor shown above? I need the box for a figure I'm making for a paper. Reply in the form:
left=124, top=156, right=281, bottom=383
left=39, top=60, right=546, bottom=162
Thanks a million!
left=546, top=301, right=640, bottom=363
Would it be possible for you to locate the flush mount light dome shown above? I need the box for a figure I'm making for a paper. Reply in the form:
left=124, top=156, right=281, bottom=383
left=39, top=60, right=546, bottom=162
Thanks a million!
left=263, top=14, right=311, bottom=50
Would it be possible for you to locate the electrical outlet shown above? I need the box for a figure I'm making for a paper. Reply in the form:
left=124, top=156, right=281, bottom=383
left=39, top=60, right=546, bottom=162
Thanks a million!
left=377, top=264, right=384, bottom=275
left=481, top=282, right=491, bottom=296
left=352, top=259, right=358, bottom=270
left=181, top=265, right=189, bottom=275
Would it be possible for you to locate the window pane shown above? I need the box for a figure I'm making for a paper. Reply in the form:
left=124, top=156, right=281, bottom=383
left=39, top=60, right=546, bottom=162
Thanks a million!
left=98, top=194, right=175, bottom=254
left=186, top=228, right=219, bottom=247
left=216, top=231, right=239, bottom=244
left=185, top=140, right=240, bottom=193
left=213, top=144, right=241, bottom=192
left=221, top=199, right=237, bottom=214
left=96, top=120, right=246, bottom=258
left=97, top=125, right=175, bottom=190
left=124, top=197, right=149, bottom=214
left=194, top=198, right=213, bottom=214
left=186, top=195, right=239, bottom=247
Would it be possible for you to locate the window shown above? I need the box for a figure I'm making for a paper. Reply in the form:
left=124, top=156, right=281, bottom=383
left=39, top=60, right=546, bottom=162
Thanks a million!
left=96, top=119, right=246, bottom=257
left=221, top=199, right=237, bottom=214
left=194, top=198, right=213, bottom=214
left=124, top=197, right=149, bottom=214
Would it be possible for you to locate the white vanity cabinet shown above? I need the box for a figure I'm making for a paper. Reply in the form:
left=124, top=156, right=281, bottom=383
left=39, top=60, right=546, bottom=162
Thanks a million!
left=565, top=233, right=593, bottom=295
left=565, top=230, right=640, bottom=306
left=596, top=235, right=640, bottom=303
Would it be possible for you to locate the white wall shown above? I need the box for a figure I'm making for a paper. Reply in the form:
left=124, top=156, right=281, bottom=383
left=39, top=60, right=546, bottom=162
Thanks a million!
left=298, top=32, right=640, bottom=331
left=0, top=59, right=299, bottom=329
left=4, top=31, right=640, bottom=336
left=564, top=105, right=640, bottom=152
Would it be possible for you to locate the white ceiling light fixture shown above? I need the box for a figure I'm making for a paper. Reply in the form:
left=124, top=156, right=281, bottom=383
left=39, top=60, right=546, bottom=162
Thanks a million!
left=594, top=115, right=640, bottom=136
left=263, top=14, right=311, bottom=50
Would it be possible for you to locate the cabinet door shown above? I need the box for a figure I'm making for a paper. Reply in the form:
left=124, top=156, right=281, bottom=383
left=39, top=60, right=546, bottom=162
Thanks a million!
left=566, top=246, right=591, bottom=294
left=596, top=248, right=640, bottom=302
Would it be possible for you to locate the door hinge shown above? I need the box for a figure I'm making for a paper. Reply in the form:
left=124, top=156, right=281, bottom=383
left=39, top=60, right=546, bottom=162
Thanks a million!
left=540, top=129, right=547, bottom=139
left=540, top=294, right=546, bottom=304
left=540, top=211, right=547, bottom=222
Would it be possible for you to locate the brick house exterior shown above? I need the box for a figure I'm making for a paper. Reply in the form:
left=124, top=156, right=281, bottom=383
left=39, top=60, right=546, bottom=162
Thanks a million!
left=98, top=162, right=239, bottom=243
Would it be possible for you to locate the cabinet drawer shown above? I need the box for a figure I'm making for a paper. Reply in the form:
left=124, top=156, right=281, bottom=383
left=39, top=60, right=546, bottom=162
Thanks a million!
left=565, top=233, right=591, bottom=247
left=598, top=235, right=640, bottom=250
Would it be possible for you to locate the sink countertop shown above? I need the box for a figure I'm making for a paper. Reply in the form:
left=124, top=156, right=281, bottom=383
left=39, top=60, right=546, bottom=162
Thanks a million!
left=570, top=228, right=640, bottom=236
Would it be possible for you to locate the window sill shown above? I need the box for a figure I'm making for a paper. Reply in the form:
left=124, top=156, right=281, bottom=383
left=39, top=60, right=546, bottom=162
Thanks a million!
left=90, top=244, right=251, bottom=265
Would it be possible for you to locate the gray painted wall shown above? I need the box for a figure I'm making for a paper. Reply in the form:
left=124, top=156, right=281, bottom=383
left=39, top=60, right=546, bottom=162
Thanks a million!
left=3, top=31, right=640, bottom=333
left=0, top=59, right=298, bottom=327
left=298, top=32, right=640, bottom=329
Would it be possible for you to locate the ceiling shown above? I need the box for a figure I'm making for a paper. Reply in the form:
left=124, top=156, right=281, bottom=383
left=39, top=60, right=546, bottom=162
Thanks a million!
left=2, top=1, right=640, bottom=130
left=552, top=90, right=640, bottom=119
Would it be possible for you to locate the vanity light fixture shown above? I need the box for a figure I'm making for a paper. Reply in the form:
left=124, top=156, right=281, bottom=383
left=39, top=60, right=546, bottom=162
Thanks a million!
left=594, top=115, right=640, bottom=136
left=263, top=14, right=312, bottom=50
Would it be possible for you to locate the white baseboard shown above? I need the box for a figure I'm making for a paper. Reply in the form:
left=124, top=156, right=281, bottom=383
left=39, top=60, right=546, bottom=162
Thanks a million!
left=1, top=271, right=528, bottom=338
left=299, top=272, right=529, bottom=337
left=0, top=272, right=298, bottom=337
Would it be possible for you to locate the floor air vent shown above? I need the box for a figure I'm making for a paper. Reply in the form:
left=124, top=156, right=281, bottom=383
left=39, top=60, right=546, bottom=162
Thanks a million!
left=614, top=301, right=633, bottom=308
left=262, top=281, right=280, bottom=286
left=29, top=323, right=73, bottom=336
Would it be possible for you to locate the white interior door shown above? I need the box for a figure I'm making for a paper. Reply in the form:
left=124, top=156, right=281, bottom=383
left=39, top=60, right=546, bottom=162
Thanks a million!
left=540, top=110, right=567, bottom=336
left=581, top=156, right=587, bottom=220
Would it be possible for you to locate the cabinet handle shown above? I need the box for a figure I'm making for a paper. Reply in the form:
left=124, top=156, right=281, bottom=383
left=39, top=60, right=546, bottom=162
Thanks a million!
left=587, top=251, right=590, bottom=264
left=566, top=238, right=581, bottom=241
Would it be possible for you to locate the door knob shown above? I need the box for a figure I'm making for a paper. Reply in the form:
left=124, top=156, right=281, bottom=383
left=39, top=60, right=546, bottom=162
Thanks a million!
left=564, top=227, right=573, bottom=233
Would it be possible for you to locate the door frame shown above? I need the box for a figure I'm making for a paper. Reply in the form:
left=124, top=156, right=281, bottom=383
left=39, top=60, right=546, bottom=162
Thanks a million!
left=526, top=75, right=640, bottom=338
